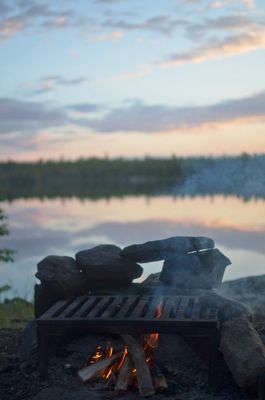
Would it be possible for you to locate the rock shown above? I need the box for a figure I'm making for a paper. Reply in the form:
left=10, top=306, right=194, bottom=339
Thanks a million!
left=200, top=292, right=253, bottom=323
left=218, top=275, right=265, bottom=319
left=121, top=236, right=214, bottom=263
left=198, top=248, right=231, bottom=280
left=34, top=284, right=61, bottom=317
left=75, top=245, right=143, bottom=287
left=35, top=255, right=87, bottom=298
left=160, top=253, right=203, bottom=287
left=18, top=320, right=38, bottom=372
left=159, top=249, right=230, bottom=289
left=220, top=316, right=265, bottom=388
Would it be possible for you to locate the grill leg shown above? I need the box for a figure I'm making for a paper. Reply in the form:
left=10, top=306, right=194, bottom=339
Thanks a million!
left=207, top=333, right=220, bottom=385
left=181, top=331, right=220, bottom=386
left=38, top=327, right=50, bottom=379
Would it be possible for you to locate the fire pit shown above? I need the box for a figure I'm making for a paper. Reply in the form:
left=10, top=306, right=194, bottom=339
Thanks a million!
left=34, top=236, right=265, bottom=397
left=37, top=293, right=220, bottom=394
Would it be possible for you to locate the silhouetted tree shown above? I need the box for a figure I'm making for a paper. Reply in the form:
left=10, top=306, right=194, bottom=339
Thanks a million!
left=0, top=209, right=14, bottom=262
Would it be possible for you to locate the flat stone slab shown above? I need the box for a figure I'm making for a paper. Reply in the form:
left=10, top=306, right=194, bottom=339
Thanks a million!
left=121, top=236, right=214, bottom=263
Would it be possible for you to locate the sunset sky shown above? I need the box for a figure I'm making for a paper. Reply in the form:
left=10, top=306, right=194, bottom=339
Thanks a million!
left=1, top=0, right=265, bottom=160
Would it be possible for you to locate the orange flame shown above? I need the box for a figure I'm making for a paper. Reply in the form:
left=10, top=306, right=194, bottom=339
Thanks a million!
left=117, top=346, right=128, bottom=370
left=86, top=302, right=163, bottom=382
left=145, top=302, right=162, bottom=349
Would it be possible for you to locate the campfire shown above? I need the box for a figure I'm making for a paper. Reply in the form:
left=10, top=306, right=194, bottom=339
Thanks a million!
left=35, top=236, right=265, bottom=398
left=78, top=305, right=163, bottom=396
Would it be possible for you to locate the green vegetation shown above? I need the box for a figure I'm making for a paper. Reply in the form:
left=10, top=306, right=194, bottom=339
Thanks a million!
left=0, top=210, right=26, bottom=328
left=0, top=286, right=33, bottom=329
left=0, top=293, right=34, bottom=328
left=0, top=209, right=15, bottom=262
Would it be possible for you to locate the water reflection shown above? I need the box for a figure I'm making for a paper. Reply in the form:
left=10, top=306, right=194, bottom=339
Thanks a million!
left=0, top=195, right=264, bottom=299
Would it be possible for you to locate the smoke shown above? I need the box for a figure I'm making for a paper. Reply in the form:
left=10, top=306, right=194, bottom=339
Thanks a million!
left=173, top=154, right=265, bottom=199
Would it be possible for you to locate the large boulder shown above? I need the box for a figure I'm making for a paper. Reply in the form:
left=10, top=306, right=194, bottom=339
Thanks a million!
left=120, top=236, right=214, bottom=263
left=220, top=316, right=265, bottom=388
left=75, top=244, right=143, bottom=287
left=218, top=275, right=265, bottom=320
left=200, top=292, right=253, bottom=322
left=35, top=255, right=87, bottom=298
left=160, top=249, right=231, bottom=288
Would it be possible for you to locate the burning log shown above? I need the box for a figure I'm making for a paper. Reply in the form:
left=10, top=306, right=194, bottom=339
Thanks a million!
left=114, top=352, right=133, bottom=394
left=121, top=334, right=155, bottom=397
left=78, top=351, right=123, bottom=383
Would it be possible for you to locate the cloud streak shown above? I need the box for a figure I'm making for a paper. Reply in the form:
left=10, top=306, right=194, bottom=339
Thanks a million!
left=160, top=30, right=265, bottom=66
left=27, top=75, right=88, bottom=95
left=186, top=15, right=263, bottom=38
left=0, top=1, right=88, bottom=39
left=78, top=91, right=265, bottom=133
left=0, top=90, right=264, bottom=136
left=103, top=15, right=186, bottom=35
left=0, top=98, right=67, bottom=134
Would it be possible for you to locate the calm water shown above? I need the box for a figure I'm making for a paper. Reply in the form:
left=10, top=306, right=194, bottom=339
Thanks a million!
left=1, top=194, right=264, bottom=299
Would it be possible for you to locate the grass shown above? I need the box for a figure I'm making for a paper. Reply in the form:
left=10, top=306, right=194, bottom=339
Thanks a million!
left=0, top=298, right=34, bottom=328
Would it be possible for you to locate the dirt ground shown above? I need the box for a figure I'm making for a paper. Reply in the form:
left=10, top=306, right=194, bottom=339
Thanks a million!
left=0, top=328, right=261, bottom=400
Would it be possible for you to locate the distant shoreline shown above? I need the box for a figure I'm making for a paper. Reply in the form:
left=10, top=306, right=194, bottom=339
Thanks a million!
left=0, top=154, right=264, bottom=201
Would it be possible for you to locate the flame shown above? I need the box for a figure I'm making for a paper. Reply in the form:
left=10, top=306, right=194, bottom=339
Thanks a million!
left=87, top=343, right=128, bottom=381
left=146, top=332, right=159, bottom=349
left=145, top=302, right=162, bottom=349
left=87, top=345, right=103, bottom=364
left=156, top=303, right=162, bottom=318
left=86, top=302, right=163, bottom=382
left=117, top=346, right=127, bottom=370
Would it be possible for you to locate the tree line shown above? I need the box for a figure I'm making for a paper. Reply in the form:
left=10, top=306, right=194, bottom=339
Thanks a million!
left=0, top=154, right=263, bottom=201
left=0, top=157, right=183, bottom=200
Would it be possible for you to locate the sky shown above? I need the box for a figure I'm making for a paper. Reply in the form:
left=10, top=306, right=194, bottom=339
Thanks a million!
left=0, top=0, right=265, bottom=160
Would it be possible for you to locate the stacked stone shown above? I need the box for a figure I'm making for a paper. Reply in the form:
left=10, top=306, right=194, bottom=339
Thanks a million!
left=34, top=236, right=231, bottom=316
left=35, top=244, right=142, bottom=317
left=121, top=236, right=231, bottom=289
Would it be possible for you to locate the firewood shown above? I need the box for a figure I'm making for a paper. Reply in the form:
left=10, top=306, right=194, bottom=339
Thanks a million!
left=121, top=334, right=155, bottom=397
left=114, top=353, right=133, bottom=394
left=151, top=363, right=168, bottom=391
left=78, top=351, right=123, bottom=383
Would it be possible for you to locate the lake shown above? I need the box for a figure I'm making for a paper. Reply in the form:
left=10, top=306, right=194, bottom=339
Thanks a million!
left=0, top=194, right=264, bottom=299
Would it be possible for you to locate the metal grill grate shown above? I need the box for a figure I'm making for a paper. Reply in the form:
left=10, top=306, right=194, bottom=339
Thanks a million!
left=37, top=294, right=220, bottom=380
left=38, top=295, right=218, bottom=322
